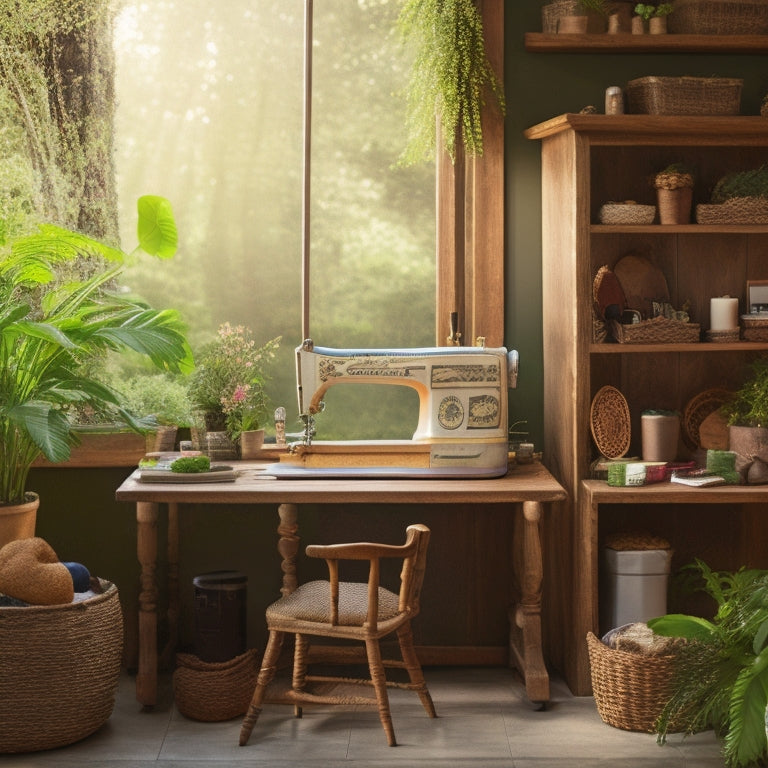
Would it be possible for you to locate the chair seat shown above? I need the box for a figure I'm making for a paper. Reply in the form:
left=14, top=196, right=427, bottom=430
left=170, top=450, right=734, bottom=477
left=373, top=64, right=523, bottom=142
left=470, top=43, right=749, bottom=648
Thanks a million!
left=266, top=580, right=400, bottom=626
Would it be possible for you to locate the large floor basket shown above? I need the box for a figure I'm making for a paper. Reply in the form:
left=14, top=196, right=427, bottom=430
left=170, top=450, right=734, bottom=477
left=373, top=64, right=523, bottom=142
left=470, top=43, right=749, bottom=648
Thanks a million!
left=0, top=580, right=124, bottom=753
left=587, top=631, right=682, bottom=733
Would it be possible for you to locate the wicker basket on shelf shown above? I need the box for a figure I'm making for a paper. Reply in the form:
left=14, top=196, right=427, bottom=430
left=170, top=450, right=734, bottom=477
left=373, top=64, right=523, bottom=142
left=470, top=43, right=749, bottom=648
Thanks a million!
left=668, top=0, right=768, bottom=34
left=0, top=580, right=123, bottom=753
left=741, top=315, right=768, bottom=342
left=696, top=197, right=768, bottom=225
left=610, top=316, right=701, bottom=344
left=599, top=203, right=656, bottom=225
left=587, top=631, right=685, bottom=733
left=174, top=648, right=259, bottom=721
left=626, top=76, right=742, bottom=116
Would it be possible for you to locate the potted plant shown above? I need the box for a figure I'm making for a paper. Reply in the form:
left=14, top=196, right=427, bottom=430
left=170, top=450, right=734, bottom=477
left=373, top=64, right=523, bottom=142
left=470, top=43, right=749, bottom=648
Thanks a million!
left=0, top=195, right=192, bottom=546
left=633, top=3, right=673, bottom=33
left=654, top=163, right=695, bottom=224
left=188, top=323, right=280, bottom=458
left=397, top=0, right=505, bottom=165
left=120, top=372, right=194, bottom=452
left=649, top=560, right=768, bottom=768
left=720, top=355, right=768, bottom=482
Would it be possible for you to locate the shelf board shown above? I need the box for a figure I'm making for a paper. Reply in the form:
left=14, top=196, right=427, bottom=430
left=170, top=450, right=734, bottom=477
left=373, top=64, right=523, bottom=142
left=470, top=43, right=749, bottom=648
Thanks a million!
left=525, top=33, right=768, bottom=54
left=590, top=341, right=768, bottom=353
left=592, top=224, right=768, bottom=234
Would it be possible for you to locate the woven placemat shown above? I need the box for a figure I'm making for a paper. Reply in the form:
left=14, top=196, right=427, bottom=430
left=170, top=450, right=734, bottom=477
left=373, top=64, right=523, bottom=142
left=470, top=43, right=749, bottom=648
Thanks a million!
left=590, top=386, right=631, bottom=459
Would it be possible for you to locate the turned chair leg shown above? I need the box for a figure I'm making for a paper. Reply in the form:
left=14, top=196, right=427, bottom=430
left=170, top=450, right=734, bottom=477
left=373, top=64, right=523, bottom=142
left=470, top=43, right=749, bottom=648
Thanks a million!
left=239, top=630, right=284, bottom=746
left=397, top=622, right=437, bottom=718
left=365, top=638, right=397, bottom=746
left=292, top=633, right=310, bottom=718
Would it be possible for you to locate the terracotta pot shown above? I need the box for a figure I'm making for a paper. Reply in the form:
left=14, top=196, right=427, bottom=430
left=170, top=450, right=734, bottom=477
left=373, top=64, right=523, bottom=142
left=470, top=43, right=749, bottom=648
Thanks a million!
left=631, top=16, right=646, bottom=34
left=239, top=429, right=265, bottom=459
left=729, top=425, right=768, bottom=479
left=657, top=187, right=693, bottom=225
left=641, top=414, right=680, bottom=462
left=558, top=15, right=588, bottom=33
left=0, top=492, right=38, bottom=551
left=649, top=16, right=667, bottom=34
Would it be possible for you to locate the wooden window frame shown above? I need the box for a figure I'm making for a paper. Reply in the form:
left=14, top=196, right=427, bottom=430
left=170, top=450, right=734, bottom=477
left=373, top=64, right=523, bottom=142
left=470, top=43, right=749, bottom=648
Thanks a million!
left=436, top=1, right=504, bottom=349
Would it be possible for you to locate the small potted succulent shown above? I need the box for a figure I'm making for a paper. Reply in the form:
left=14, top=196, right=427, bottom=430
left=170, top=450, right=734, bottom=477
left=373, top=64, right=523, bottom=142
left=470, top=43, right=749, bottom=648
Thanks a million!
left=633, top=3, right=673, bottom=34
left=654, top=163, right=695, bottom=224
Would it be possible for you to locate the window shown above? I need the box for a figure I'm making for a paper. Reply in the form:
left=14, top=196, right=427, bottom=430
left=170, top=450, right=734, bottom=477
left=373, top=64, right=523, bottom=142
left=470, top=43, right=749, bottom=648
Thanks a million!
left=114, top=0, right=502, bottom=438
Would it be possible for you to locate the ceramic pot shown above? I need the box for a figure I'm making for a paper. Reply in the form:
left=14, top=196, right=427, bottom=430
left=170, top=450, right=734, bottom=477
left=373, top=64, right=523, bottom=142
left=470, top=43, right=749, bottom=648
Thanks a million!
left=657, top=187, right=693, bottom=225
left=239, top=429, right=265, bottom=459
left=631, top=16, right=646, bottom=34
left=641, top=414, right=680, bottom=462
left=0, top=492, right=38, bottom=550
left=649, top=16, right=667, bottom=34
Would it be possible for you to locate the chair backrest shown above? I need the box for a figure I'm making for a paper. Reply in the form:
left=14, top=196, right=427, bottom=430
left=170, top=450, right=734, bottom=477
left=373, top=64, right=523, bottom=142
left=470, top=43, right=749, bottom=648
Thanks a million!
left=305, top=523, right=430, bottom=631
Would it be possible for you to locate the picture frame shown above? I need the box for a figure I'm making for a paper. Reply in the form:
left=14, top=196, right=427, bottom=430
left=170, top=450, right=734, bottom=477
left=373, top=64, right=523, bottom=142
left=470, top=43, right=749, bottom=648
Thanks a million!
left=747, top=280, right=768, bottom=315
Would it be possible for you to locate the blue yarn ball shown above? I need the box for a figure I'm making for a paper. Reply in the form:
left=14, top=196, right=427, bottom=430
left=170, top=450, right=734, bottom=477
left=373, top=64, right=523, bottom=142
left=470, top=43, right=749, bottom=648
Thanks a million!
left=62, top=561, right=91, bottom=592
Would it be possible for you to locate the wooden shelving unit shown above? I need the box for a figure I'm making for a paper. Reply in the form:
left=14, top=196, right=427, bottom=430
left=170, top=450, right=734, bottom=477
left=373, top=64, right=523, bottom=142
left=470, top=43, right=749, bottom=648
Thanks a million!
left=525, top=33, right=768, bottom=54
left=526, top=113, right=768, bottom=695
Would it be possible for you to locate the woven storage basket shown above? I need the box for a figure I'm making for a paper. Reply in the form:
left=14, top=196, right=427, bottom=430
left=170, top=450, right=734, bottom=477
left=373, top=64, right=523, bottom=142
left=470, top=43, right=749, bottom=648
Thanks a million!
left=668, top=0, right=768, bottom=34
left=599, top=203, right=656, bottom=225
left=742, top=315, right=768, bottom=342
left=587, top=631, right=682, bottom=733
left=541, top=0, right=607, bottom=32
left=696, top=197, right=768, bottom=225
left=174, top=648, right=259, bottom=721
left=682, top=388, right=732, bottom=450
left=0, top=580, right=123, bottom=753
left=610, top=317, right=701, bottom=344
left=626, top=76, right=742, bottom=116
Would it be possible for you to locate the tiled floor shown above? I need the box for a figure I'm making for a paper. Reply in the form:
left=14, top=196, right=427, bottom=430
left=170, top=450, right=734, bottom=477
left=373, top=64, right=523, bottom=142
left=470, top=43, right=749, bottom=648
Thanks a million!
left=1, top=667, right=725, bottom=767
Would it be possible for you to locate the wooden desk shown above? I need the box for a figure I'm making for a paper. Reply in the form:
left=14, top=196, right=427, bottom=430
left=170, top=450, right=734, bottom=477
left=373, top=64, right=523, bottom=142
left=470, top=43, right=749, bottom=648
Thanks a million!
left=115, top=461, right=566, bottom=708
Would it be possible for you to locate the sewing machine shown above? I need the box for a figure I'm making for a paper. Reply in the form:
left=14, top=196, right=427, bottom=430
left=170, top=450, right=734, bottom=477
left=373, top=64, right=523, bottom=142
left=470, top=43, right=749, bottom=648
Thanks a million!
left=272, top=339, right=519, bottom=478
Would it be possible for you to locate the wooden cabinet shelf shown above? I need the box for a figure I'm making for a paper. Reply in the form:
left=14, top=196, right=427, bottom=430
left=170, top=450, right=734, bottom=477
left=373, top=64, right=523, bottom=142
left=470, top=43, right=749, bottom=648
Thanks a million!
left=528, top=114, right=768, bottom=696
left=525, top=32, right=768, bottom=54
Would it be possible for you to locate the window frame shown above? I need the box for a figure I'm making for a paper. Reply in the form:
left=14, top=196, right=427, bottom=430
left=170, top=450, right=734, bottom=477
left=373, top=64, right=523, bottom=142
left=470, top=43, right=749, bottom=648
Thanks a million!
left=436, top=0, right=504, bottom=349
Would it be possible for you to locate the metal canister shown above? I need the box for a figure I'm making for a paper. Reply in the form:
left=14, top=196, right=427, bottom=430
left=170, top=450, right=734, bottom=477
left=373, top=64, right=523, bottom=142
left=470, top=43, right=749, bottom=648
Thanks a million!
left=605, top=86, right=624, bottom=115
left=192, top=570, right=247, bottom=662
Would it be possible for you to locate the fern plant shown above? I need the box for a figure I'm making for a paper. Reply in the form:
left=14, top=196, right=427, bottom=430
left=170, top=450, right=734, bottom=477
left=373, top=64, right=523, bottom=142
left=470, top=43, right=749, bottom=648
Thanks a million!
left=711, top=165, right=768, bottom=203
left=649, top=560, right=768, bottom=768
left=397, top=0, right=505, bottom=165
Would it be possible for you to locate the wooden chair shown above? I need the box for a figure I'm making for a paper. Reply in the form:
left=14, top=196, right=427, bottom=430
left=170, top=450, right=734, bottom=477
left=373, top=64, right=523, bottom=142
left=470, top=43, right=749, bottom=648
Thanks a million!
left=239, top=523, right=436, bottom=747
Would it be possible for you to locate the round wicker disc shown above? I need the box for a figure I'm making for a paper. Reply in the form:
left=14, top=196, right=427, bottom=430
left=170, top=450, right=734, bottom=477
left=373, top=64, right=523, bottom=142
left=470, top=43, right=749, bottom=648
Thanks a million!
left=590, top=385, right=631, bottom=459
left=682, top=388, right=732, bottom=451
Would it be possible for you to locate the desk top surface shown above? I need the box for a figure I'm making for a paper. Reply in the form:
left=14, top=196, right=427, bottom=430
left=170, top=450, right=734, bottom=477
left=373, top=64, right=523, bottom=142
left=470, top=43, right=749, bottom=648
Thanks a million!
left=115, top=460, right=567, bottom=505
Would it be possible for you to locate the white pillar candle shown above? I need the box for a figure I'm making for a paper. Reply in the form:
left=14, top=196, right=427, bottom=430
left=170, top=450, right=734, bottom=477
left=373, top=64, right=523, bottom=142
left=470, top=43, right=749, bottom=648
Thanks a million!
left=710, top=296, right=739, bottom=331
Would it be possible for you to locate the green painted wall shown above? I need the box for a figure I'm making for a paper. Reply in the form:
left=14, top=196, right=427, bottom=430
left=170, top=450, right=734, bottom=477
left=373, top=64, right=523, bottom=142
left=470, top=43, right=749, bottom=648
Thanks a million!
left=27, top=3, right=768, bottom=666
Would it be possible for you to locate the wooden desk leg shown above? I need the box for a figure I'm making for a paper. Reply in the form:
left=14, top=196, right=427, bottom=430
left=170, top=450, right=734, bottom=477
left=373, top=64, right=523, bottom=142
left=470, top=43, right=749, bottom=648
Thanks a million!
left=160, top=502, right=179, bottom=669
left=277, top=503, right=300, bottom=596
left=137, top=501, right=160, bottom=708
left=509, top=500, right=550, bottom=706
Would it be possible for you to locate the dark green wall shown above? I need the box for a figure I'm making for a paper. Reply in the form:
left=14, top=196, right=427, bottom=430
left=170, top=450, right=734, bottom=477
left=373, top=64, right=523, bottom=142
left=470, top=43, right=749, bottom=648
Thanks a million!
left=28, top=2, right=768, bottom=667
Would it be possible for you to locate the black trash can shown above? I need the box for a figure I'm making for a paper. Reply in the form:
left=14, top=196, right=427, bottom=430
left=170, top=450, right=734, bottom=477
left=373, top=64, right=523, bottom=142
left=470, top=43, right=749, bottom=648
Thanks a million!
left=192, top=571, right=247, bottom=663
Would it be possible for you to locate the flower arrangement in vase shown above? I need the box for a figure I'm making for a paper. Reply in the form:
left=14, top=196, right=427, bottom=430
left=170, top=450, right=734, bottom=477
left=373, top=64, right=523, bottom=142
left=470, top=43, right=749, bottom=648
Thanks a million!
left=188, top=323, right=280, bottom=455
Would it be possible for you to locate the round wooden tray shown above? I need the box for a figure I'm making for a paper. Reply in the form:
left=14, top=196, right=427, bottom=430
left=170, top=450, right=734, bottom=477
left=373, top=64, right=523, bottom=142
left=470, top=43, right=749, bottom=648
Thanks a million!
left=590, top=385, right=631, bottom=459
left=682, top=388, right=732, bottom=451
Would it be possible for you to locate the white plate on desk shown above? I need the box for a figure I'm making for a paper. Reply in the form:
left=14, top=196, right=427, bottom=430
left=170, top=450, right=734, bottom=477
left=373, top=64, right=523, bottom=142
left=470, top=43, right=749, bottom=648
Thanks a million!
left=137, top=466, right=238, bottom=483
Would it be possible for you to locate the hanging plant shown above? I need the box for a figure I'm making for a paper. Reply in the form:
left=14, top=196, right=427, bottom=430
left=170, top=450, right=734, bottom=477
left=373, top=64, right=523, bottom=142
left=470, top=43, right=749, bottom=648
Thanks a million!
left=397, top=0, right=505, bottom=165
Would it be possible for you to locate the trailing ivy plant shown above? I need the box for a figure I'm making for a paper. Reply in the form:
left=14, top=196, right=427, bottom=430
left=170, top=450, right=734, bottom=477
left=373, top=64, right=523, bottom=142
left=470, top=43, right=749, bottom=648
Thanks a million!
left=397, top=0, right=505, bottom=165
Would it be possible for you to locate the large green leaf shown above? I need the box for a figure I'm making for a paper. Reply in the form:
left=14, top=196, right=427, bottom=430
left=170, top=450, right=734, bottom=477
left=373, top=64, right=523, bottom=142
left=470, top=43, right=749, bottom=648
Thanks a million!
left=724, top=651, right=768, bottom=767
left=136, top=195, right=178, bottom=259
left=648, top=614, right=717, bottom=641
left=10, top=402, right=72, bottom=463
